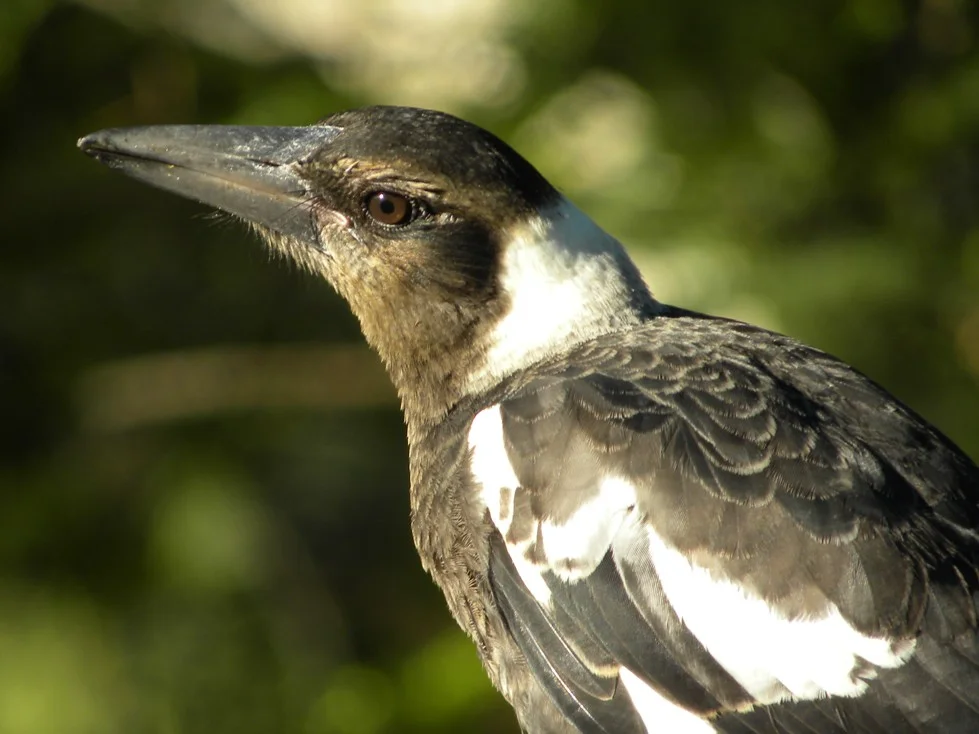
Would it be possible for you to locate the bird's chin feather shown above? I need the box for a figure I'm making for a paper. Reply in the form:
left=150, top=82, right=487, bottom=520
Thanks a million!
left=252, top=215, right=361, bottom=289
left=253, top=225, right=323, bottom=274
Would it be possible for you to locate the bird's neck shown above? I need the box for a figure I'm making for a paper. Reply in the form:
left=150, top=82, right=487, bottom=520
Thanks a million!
left=352, top=294, right=499, bottom=436
left=366, top=201, right=663, bottom=434
left=456, top=202, right=662, bottom=400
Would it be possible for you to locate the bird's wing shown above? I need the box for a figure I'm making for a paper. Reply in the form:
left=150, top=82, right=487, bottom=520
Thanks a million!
left=471, top=315, right=979, bottom=734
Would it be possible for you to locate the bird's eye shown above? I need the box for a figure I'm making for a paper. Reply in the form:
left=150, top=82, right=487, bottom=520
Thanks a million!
left=365, top=191, right=413, bottom=226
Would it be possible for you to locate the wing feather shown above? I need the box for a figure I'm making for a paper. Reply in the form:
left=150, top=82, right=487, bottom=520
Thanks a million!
left=489, top=533, right=645, bottom=733
left=473, top=317, right=979, bottom=732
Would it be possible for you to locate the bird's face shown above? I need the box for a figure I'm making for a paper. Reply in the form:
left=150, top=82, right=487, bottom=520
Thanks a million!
left=265, top=108, right=559, bottom=365
left=80, top=106, right=652, bottom=421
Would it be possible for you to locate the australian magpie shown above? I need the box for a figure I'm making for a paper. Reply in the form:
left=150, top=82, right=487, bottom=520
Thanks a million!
left=79, top=106, right=979, bottom=733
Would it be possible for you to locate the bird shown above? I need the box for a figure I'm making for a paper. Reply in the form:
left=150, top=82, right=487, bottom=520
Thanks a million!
left=79, top=106, right=979, bottom=733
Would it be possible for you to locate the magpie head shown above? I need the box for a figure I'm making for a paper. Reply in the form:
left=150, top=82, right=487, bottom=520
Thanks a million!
left=79, top=106, right=655, bottom=424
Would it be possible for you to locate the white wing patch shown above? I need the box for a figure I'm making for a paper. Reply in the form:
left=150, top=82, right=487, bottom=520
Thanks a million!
left=647, top=529, right=916, bottom=703
left=468, top=405, right=639, bottom=602
left=470, top=404, right=915, bottom=721
left=540, top=475, right=637, bottom=582
left=619, top=667, right=717, bottom=734
left=469, top=405, right=552, bottom=604
left=469, top=405, right=521, bottom=531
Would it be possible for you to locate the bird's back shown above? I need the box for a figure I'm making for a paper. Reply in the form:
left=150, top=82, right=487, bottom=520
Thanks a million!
left=422, top=314, right=979, bottom=733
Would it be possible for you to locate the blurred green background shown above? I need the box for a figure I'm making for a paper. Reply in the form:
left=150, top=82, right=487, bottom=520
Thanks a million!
left=2, top=0, right=978, bottom=732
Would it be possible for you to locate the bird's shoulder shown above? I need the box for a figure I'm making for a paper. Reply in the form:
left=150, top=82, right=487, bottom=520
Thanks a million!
left=491, top=310, right=979, bottom=550
left=461, top=311, right=979, bottom=733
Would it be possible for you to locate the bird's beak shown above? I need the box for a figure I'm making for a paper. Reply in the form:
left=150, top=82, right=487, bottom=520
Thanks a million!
left=78, top=124, right=342, bottom=243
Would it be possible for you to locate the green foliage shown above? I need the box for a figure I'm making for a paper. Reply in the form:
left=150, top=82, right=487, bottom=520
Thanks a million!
left=1, top=1, right=977, bottom=731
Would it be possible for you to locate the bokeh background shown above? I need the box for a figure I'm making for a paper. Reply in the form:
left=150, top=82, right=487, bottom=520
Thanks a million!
left=3, top=0, right=979, bottom=732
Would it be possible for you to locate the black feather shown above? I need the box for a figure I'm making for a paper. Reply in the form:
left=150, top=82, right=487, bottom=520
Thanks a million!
left=477, top=314, right=979, bottom=732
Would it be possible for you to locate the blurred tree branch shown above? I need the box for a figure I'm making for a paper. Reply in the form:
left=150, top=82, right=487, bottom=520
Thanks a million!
left=76, top=344, right=395, bottom=431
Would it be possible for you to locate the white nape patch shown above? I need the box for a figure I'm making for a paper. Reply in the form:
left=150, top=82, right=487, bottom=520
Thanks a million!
left=469, top=198, right=656, bottom=392
left=647, top=531, right=915, bottom=703
left=619, top=667, right=716, bottom=734
left=540, top=476, right=637, bottom=581
left=468, top=405, right=640, bottom=602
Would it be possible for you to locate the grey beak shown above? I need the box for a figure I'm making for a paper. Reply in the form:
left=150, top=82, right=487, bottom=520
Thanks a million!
left=78, top=124, right=342, bottom=243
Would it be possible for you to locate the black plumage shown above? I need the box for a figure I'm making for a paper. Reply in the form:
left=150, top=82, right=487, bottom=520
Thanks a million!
left=454, top=315, right=979, bottom=731
left=78, top=106, right=979, bottom=733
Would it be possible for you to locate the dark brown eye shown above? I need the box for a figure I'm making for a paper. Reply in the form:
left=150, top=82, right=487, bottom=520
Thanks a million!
left=366, top=191, right=412, bottom=226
